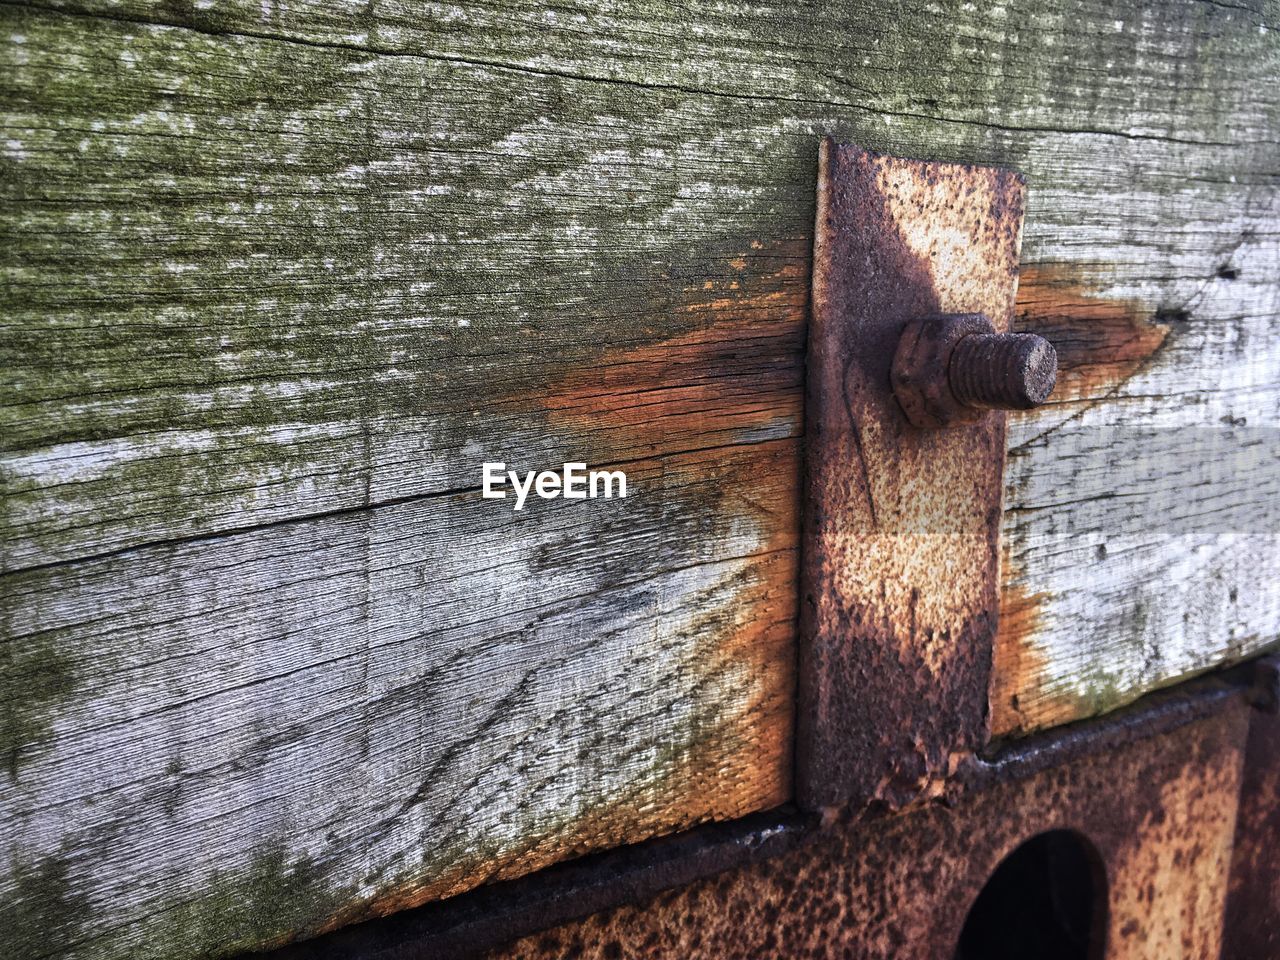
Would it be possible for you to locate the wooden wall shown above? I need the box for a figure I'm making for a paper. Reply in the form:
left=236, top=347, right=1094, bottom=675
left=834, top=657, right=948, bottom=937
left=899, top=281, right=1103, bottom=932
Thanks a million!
left=2, top=1, right=1277, bottom=957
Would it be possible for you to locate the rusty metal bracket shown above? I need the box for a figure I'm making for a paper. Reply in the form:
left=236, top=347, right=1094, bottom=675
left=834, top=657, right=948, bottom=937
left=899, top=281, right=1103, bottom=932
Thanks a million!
left=798, top=139, right=1027, bottom=812
left=1224, top=654, right=1280, bottom=958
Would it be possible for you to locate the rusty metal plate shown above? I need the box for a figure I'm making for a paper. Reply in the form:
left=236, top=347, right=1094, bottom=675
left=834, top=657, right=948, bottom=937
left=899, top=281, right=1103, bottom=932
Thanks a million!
left=488, top=699, right=1249, bottom=960
left=798, top=139, right=1027, bottom=811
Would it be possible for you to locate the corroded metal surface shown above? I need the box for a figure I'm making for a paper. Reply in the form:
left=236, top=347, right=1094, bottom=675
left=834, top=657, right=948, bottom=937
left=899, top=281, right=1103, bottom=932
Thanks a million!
left=261, top=810, right=814, bottom=960
left=248, top=665, right=1264, bottom=960
left=490, top=701, right=1248, bottom=960
left=1223, top=655, right=1280, bottom=959
left=799, top=139, right=1026, bottom=810
left=892, top=312, right=997, bottom=428
left=948, top=330, right=1057, bottom=411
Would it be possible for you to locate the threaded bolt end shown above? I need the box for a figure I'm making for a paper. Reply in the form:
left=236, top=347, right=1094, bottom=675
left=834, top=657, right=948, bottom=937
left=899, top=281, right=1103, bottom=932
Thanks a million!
left=949, top=333, right=1057, bottom=410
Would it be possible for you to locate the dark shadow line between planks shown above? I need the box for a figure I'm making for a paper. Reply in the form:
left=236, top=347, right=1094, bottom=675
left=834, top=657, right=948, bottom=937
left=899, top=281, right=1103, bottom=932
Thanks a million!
left=0, top=433, right=801, bottom=579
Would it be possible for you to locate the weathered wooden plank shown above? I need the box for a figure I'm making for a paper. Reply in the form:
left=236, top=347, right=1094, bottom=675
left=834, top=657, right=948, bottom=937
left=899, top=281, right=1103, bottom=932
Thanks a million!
left=3, top=2, right=1278, bottom=570
left=994, top=253, right=1280, bottom=733
left=6, top=12, right=814, bottom=959
left=16, top=0, right=1278, bottom=138
left=0, top=1, right=1277, bottom=957
left=0, top=440, right=797, bottom=960
left=1, top=5, right=813, bottom=571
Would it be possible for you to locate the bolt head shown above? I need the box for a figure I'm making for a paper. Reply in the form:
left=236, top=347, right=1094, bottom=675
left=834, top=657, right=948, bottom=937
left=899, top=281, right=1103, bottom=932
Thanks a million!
left=891, top=314, right=995, bottom=429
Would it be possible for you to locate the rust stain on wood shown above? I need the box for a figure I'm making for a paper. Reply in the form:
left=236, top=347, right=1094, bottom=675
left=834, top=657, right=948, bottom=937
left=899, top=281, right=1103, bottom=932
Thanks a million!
left=528, top=241, right=806, bottom=839
left=989, top=573, right=1055, bottom=737
left=990, top=268, right=1174, bottom=737
left=1014, top=265, right=1171, bottom=400
left=345, top=537, right=798, bottom=932
left=534, top=240, right=807, bottom=457
left=343, top=569, right=796, bottom=930
left=324, top=247, right=806, bottom=932
left=989, top=544, right=1089, bottom=739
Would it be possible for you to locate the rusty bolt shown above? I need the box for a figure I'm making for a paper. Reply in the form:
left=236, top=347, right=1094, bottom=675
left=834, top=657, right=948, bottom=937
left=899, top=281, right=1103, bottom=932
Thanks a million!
left=891, top=314, right=1058, bottom=429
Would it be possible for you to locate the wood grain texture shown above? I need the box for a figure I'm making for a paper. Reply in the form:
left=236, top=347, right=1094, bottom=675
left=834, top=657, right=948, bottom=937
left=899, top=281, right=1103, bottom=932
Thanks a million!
left=994, top=253, right=1280, bottom=733
left=2, top=441, right=798, bottom=959
left=1, top=0, right=1278, bottom=956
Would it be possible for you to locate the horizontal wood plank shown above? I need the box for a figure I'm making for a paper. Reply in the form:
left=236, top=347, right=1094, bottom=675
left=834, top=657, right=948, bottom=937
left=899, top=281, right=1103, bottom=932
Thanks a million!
left=1, top=440, right=798, bottom=959
left=4, top=2, right=1277, bottom=569
left=996, top=257, right=1280, bottom=733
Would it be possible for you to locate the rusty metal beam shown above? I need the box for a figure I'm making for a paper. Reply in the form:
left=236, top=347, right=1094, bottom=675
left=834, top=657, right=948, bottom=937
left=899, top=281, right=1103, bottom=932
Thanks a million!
left=250, top=659, right=1272, bottom=960
left=1223, top=655, right=1280, bottom=959
left=489, top=693, right=1250, bottom=959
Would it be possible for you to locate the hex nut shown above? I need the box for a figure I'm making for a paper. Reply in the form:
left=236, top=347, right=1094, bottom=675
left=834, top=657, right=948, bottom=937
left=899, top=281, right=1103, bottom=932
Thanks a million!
left=891, top=313, right=996, bottom=429
left=892, top=314, right=1058, bottom=429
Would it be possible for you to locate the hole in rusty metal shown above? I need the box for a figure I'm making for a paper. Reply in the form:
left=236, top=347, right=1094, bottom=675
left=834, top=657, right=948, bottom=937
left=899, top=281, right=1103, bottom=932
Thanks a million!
left=954, top=830, right=1106, bottom=960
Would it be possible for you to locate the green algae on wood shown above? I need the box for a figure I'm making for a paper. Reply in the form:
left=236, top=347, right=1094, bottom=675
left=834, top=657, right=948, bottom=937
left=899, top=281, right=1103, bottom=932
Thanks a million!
left=2, top=3, right=1277, bottom=569
left=0, top=855, right=92, bottom=960
left=0, top=633, right=76, bottom=779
